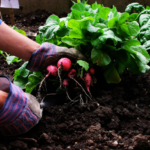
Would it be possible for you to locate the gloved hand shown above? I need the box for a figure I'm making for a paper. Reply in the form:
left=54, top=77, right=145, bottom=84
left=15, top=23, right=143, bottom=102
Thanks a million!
left=26, top=42, right=86, bottom=71
left=0, top=75, right=42, bottom=136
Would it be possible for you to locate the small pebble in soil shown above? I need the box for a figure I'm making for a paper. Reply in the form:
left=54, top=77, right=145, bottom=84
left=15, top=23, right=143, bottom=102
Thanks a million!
left=113, top=140, right=118, bottom=147
left=87, top=139, right=94, bottom=145
left=128, top=146, right=134, bottom=150
left=119, top=136, right=122, bottom=140
left=66, top=146, right=71, bottom=149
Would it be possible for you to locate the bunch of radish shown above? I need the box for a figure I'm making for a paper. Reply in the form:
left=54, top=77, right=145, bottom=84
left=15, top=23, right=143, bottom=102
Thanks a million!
left=43, top=57, right=95, bottom=103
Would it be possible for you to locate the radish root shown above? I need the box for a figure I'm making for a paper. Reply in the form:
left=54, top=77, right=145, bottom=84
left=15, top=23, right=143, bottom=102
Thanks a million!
left=65, top=87, right=74, bottom=101
left=70, top=76, right=92, bottom=100
left=37, top=77, right=46, bottom=102
left=88, top=91, right=92, bottom=98
left=58, top=64, right=62, bottom=89
left=80, top=94, right=84, bottom=105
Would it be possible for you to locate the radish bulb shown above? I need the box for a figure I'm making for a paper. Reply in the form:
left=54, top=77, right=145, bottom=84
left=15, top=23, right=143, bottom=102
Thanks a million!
left=89, top=68, right=95, bottom=75
left=63, top=79, right=70, bottom=87
left=57, top=58, right=72, bottom=71
left=46, top=65, right=58, bottom=78
left=68, top=69, right=77, bottom=78
left=84, top=73, right=92, bottom=92
left=57, top=58, right=71, bottom=89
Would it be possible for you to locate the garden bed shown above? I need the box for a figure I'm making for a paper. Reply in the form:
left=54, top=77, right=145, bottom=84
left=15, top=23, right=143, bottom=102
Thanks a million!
left=0, top=53, right=150, bottom=150
left=1, top=4, right=150, bottom=150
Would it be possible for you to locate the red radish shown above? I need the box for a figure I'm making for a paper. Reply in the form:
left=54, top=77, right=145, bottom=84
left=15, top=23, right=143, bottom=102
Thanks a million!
left=68, top=69, right=78, bottom=88
left=57, top=58, right=72, bottom=71
left=46, top=65, right=58, bottom=77
left=84, top=73, right=92, bottom=92
left=89, top=68, right=95, bottom=75
left=63, top=79, right=70, bottom=87
left=68, top=69, right=77, bottom=78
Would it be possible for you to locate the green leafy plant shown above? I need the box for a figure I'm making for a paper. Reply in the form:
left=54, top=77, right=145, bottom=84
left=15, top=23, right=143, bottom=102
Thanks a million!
left=125, top=3, right=150, bottom=50
left=13, top=1, right=150, bottom=94
left=14, top=62, right=43, bottom=93
left=125, top=3, right=145, bottom=14
left=1, top=52, right=22, bottom=65
left=36, top=0, right=150, bottom=84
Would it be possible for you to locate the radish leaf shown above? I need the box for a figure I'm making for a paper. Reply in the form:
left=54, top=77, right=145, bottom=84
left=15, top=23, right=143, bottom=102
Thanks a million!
left=77, top=60, right=89, bottom=71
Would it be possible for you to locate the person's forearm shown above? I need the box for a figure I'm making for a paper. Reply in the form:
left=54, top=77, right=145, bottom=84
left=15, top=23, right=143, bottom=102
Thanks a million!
left=0, top=22, right=40, bottom=60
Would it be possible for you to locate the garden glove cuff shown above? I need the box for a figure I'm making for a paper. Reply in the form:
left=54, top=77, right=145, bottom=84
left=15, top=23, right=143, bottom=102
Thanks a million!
left=0, top=75, right=43, bottom=136
left=26, top=42, right=86, bottom=71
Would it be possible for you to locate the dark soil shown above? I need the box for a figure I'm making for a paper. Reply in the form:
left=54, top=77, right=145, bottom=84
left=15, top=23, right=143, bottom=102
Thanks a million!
left=1, top=11, right=150, bottom=150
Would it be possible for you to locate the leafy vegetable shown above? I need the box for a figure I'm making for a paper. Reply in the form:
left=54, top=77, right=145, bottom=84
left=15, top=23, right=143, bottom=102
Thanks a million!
left=35, top=0, right=150, bottom=83
left=14, top=1, right=150, bottom=93
left=25, top=72, right=43, bottom=93
left=125, top=3, right=145, bottom=14
left=5, top=54, right=22, bottom=65
left=143, top=40, right=150, bottom=50
left=127, top=4, right=150, bottom=45
left=14, top=62, right=43, bottom=93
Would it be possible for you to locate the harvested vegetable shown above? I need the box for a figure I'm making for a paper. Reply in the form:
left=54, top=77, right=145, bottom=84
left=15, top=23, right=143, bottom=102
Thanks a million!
left=89, top=68, right=95, bottom=75
left=63, top=79, right=70, bottom=87
left=46, top=65, right=58, bottom=77
left=36, top=1, right=150, bottom=85
left=84, top=73, right=92, bottom=92
left=57, top=58, right=72, bottom=89
left=13, top=1, right=150, bottom=104
left=68, top=69, right=77, bottom=78
left=57, top=58, right=72, bottom=71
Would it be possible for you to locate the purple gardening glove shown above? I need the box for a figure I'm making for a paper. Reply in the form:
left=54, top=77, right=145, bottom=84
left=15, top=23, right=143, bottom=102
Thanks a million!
left=26, top=42, right=86, bottom=71
left=0, top=75, right=42, bottom=136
